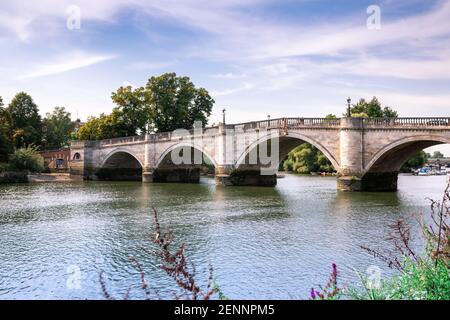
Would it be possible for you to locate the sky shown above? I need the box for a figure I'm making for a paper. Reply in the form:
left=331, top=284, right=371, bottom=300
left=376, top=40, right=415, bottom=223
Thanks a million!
left=1, top=0, right=450, bottom=154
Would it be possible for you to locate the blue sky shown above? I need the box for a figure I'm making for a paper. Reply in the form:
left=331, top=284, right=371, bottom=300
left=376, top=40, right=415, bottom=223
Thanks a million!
left=1, top=0, right=450, bottom=154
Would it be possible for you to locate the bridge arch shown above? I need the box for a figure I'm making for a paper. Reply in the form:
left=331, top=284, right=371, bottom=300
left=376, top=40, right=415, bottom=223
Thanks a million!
left=97, top=148, right=144, bottom=181
left=235, top=131, right=340, bottom=171
left=364, top=135, right=450, bottom=174
left=361, top=135, right=450, bottom=191
left=154, top=142, right=217, bottom=183
left=155, top=142, right=217, bottom=169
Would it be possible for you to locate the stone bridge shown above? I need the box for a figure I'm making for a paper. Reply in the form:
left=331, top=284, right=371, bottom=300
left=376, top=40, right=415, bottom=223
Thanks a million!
left=69, top=117, right=450, bottom=191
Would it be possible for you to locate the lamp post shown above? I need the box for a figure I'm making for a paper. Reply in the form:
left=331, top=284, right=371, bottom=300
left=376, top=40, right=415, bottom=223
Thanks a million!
left=267, top=114, right=271, bottom=121
left=222, top=108, right=226, bottom=124
left=346, top=97, right=352, bottom=117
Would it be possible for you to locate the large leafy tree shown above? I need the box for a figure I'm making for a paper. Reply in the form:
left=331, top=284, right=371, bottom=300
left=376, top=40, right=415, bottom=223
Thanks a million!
left=77, top=110, right=133, bottom=141
left=111, top=86, right=150, bottom=135
left=42, top=107, right=75, bottom=149
left=348, top=97, right=398, bottom=118
left=0, top=96, right=13, bottom=162
left=7, top=92, right=42, bottom=148
left=146, top=73, right=214, bottom=132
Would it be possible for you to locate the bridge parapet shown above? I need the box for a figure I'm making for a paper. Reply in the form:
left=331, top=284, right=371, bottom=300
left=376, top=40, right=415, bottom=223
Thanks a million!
left=233, top=118, right=341, bottom=131
left=363, top=117, right=450, bottom=128
left=99, top=135, right=146, bottom=146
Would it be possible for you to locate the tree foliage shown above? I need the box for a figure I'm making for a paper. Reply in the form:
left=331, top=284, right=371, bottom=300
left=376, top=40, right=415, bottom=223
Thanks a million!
left=432, top=151, right=445, bottom=159
left=146, top=73, right=214, bottom=132
left=42, top=107, right=75, bottom=149
left=401, top=151, right=429, bottom=172
left=77, top=110, right=136, bottom=140
left=111, top=86, right=150, bottom=135
left=8, top=145, right=45, bottom=173
left=348, top=97, right=398, bottom=118
left=78, top=73, right=215, bottom=140
left=7, top=92, right=42, bottom=148
left=0, top=96, right=13, bottom=162
left=283, top=143, right=334, bottom=174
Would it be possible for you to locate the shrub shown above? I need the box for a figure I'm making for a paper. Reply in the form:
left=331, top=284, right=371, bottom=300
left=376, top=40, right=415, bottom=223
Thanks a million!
left=348, top=180, right=450, bottom=300
left=0, top=162, right=8, bottom=173
left=8, top=146, right=44, bottom=173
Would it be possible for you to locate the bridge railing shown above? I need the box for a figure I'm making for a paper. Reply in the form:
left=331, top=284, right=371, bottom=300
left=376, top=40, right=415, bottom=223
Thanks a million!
left=363, top=117, right=450, bottom=127
left=233, top=118, right=341, bottom=131
left=99, top=135, right=146, bottom=146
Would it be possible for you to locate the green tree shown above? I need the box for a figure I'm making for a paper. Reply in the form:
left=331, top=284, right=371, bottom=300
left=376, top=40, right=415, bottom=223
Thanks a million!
left=401, top=151, right=429, bottom=173
left=42, top=107, right=75, bottom=149
left=77, top=116, right=102, bottom=140
left=348, top=97, right=398, bottom=118
left=283, top=143, right=334, bottom=174
left=8, top=145, right=45, bottom=172
left=77, top=110, right=133, bottom=141
left=0, top=96, right=13, bottom=162
left=7, top=92, right=42, bottom=148
left=146, top=73, right=214, bottom=132
left=433, top=151, right=445, bottom=159
left=111, top=86, right=150, bottom=135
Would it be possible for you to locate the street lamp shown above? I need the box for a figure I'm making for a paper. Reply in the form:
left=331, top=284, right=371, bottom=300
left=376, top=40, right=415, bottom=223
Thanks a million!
left=346, top=97, right=352, bottom=117
left=222, top=108, right=226, bottom=124
left=267, top=114, right=271, bottom=121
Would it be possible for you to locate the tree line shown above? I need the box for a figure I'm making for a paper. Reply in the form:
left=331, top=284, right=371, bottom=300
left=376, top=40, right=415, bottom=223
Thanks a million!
left=0, top=73, right=214, bottom=165
left=0, top=93, right=76, bottom=163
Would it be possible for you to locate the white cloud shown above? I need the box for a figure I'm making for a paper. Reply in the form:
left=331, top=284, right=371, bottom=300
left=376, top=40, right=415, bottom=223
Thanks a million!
left=18, top=53, right=116, bottom=79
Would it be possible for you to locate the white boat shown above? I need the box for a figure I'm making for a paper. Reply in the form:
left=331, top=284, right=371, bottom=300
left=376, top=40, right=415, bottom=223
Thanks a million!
left=418, top=168, right=430, bottom=176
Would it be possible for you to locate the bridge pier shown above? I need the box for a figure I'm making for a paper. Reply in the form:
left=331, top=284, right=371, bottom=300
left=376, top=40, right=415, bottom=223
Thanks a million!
left=338, top=172, right=399, bottom=192
left=142, top=168, right=154, bottom=183
left=215, top=166, right=277, bottom=187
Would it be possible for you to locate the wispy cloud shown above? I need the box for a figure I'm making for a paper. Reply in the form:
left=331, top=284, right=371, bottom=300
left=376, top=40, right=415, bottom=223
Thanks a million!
left=212, top=72, right=245, bottom=79
left=211, top=82, right=254, bottom=96
left=18, top=53, right=116, bottom=79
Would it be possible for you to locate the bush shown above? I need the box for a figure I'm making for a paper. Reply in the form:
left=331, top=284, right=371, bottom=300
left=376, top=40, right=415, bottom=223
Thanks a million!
left=8, top=146, right=44, bottom=173
left=0, top=162, right=8, bottom=173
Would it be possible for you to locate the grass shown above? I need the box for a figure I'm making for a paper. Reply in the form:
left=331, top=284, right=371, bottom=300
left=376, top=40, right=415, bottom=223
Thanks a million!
left=314, top=179, right=450, bottom=300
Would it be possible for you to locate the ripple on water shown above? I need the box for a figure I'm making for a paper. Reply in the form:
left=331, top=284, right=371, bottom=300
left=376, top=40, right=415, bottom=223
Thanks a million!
left=0, top=175, right=447, bottom=299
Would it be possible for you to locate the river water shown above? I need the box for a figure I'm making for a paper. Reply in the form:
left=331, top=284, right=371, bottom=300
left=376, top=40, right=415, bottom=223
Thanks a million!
left=0, top=174, right=448, bottom=300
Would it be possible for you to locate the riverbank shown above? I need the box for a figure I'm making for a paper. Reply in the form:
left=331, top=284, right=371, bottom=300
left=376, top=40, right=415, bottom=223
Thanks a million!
left=28, top=173, right=82, bottom=183
left=0, top=172, right=81, bottom=184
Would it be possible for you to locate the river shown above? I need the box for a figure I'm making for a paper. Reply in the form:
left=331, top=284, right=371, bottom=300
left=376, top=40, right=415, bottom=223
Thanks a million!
left=0, top=174, right=448, bottom=299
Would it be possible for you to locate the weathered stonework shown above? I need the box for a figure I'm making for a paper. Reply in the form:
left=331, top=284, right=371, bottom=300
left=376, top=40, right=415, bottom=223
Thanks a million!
left=69, top=118, right=450, bottom=191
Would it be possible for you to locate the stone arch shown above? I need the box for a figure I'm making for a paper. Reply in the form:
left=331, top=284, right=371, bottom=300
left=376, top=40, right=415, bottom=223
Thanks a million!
left=155, top=142, right=218, bottom=169
left=100, top=148, right=144, bottom=168
left=361, top=135, right=450, bottom=191
left=235, top=131, right=340, bottom=171
left=154, top=142, right=217, bottom=183
left=364, top=135, right=450, bottom=174
left=97, top=148, right=143, bottom=181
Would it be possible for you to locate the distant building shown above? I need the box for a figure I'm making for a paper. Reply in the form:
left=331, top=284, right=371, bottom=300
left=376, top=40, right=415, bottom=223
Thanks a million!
left=40, top=149, right=71, bottom=172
